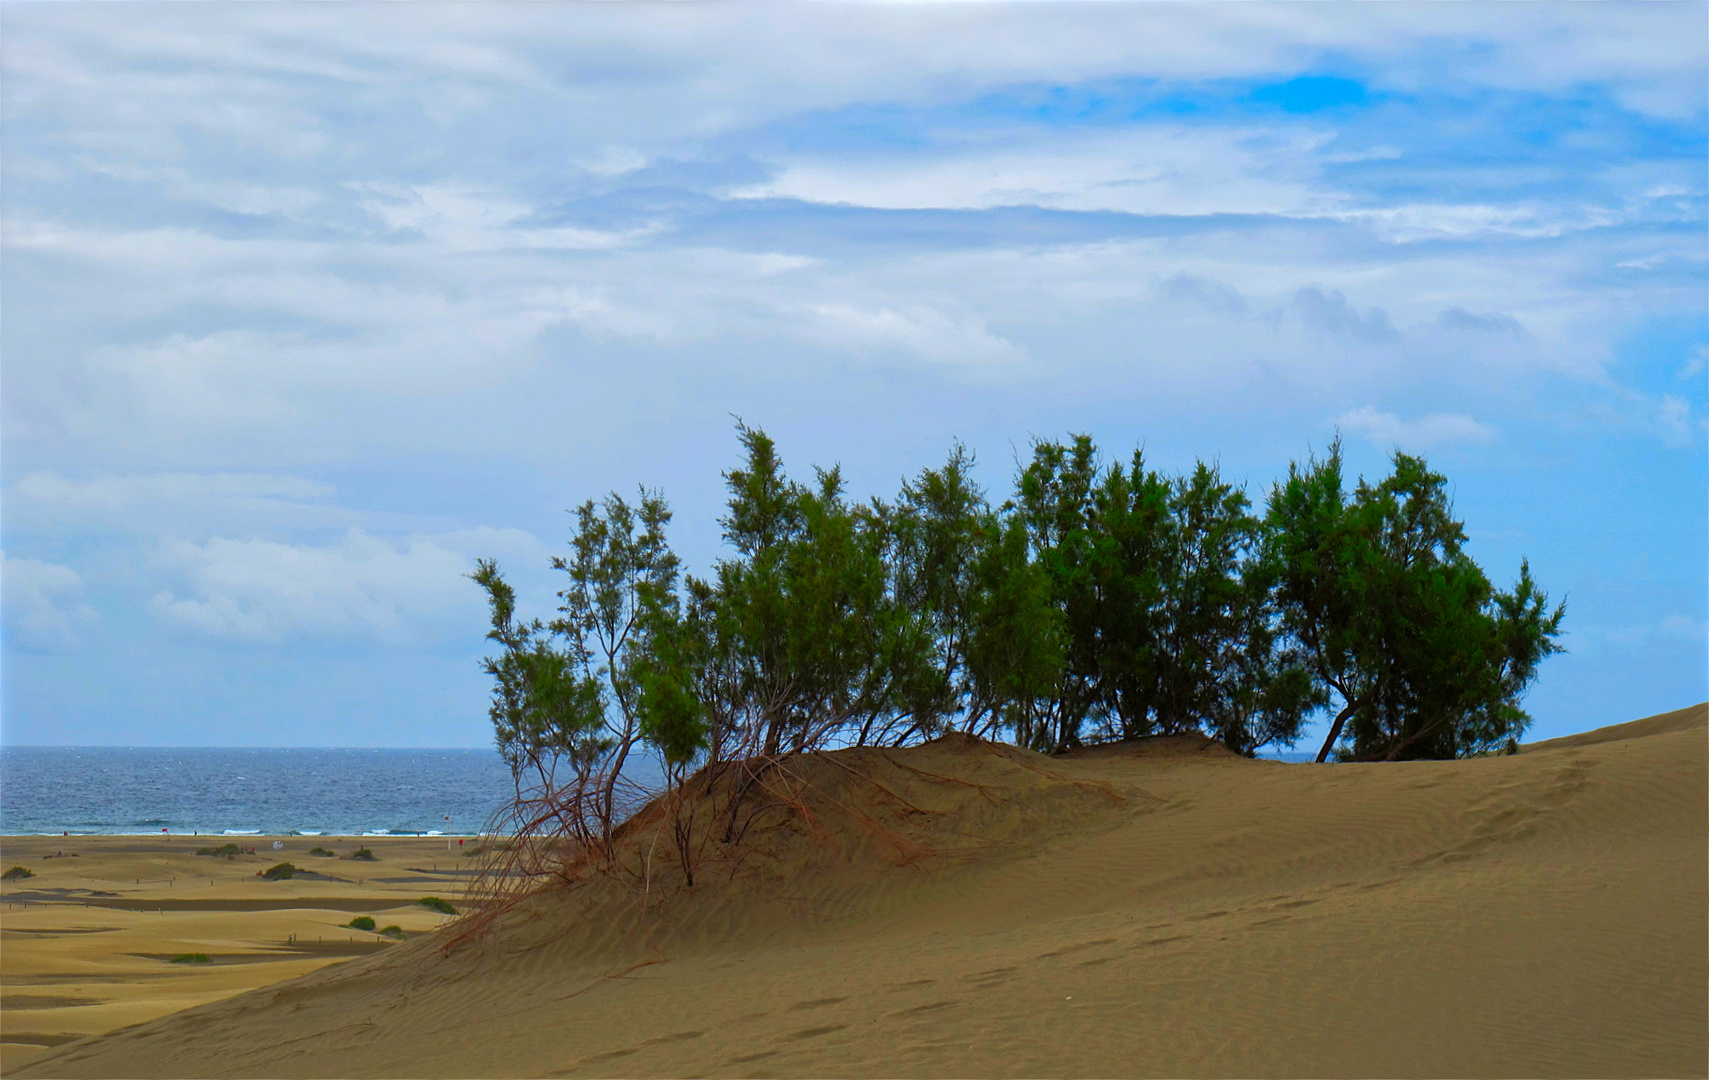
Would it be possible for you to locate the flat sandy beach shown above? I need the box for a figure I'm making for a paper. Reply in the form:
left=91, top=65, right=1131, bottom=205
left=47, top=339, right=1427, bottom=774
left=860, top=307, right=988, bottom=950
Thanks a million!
left=1, top=836, right=468, bottom=1074
left=6, top=704, right=1705, bottom=1079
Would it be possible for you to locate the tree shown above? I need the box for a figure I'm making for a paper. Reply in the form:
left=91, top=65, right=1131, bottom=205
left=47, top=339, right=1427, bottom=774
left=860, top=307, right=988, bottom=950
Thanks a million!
left=890, top=445, right=1063, bottom=743
left=1014, top=435, right=1106, bottom=751
left=470, top=559, right=606, bottom=844
left=471, top=488, right=692, bottom=861
left=1263, top=443, right=1565, bottom=761
left=710, top=423, right=941, bottom=756
left=552, top=490, right=683, bottom=848
left=961, top=510, right=1065, bottom=743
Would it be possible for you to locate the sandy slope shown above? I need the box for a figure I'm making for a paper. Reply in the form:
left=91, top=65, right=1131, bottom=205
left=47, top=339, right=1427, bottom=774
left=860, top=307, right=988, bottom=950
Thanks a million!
left=11, top=705, right=1707, bottom=1079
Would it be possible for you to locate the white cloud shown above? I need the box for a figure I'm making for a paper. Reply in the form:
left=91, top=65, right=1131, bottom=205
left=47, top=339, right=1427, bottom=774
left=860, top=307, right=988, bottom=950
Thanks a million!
left=6, top=471, right=361, bottom=535
left=805, top=304, right=1022, bottom=364
left=15, top=471, right=331, bottom=510
left=147, top=527, right=544, bottom=643
left=1338, top=407, right=1496, bottom=451
left=1657, top=614, right=1708, bottom=640
left=2, top=553, right=99, bottom=648
left=1568, top=613, right=1709, bottom=656
left=736, top=127, right=1335, bottom=218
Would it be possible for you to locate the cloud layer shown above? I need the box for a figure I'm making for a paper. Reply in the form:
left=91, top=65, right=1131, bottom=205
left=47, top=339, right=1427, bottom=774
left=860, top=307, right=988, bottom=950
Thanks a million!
left=2, top=4, right=1703, bottom=745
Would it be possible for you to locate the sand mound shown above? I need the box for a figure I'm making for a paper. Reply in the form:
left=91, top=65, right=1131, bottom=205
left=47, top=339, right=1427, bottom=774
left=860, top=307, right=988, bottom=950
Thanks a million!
left=17, top=708, right=1707, bottom=1079
left=1523, top=701, right=1706, bottom=751
left=456, top=733, right=1138, bottom=962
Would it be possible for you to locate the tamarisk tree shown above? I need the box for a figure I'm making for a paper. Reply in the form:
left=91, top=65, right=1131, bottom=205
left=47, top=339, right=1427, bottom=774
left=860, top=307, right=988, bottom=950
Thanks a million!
left=472, top=489, right=696, bottom=856
left=889, top=445, right=1064, bottom=743
left=1262, top=443, right=1565, bottom=761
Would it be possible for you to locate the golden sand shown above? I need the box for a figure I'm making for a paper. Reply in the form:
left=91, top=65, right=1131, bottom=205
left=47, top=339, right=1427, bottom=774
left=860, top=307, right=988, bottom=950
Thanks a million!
left=0, top=836, right=467, bottom=1074
left=6, top=704, right=1705, bottom=1079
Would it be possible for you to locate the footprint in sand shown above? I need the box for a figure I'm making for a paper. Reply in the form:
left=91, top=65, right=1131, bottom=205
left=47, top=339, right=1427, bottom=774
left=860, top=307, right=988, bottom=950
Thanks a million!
left=890, top=1000, right=960, bottom=1017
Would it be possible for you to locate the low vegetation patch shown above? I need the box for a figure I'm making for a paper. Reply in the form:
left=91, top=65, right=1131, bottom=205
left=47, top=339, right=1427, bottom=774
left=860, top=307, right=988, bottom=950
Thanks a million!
left=195, top=843, right=242, bottom=858
left=169, top=953, right=212, bottom=964
left=416, top=896, right=456, bottom=915
left=260, top=862, right=298, bottom=880
left=347, top=916, right=376, bottom=931
left=346, top=847, right=378, bottom=861
left=308, top=846, right=336, bottom=857
left=379, top=925, right=404, bottom=938
left=2, top=865, right=35, bottom=881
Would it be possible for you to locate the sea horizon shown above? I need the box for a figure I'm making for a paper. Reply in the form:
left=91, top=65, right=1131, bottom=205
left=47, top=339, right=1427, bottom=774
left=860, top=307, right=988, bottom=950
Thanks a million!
left=0, top=746, right=517, bottom=838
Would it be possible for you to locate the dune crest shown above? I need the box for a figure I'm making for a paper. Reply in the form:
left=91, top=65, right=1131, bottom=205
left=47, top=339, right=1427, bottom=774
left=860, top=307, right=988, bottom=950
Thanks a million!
left=16, top=706, right=1707, bottom=1079
left=1523, top=701, right=1706, bottom=751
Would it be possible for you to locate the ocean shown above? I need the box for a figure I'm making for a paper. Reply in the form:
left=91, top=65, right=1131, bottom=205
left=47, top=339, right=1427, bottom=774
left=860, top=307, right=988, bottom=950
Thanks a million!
left=0, top=747, right=518, bottom=837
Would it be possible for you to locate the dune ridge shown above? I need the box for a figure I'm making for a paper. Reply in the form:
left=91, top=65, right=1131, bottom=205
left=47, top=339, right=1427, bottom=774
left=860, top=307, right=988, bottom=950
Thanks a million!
left=10, top=705, right=1707, bottom=1079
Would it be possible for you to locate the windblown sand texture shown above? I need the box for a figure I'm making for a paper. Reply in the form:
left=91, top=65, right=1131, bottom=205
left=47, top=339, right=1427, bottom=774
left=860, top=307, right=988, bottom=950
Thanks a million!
left=7, top=704, right=1706, bottom=1079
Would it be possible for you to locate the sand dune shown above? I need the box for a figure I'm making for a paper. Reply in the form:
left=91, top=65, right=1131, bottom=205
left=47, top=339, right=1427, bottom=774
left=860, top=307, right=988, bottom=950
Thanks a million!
left=8, top=706, right=1706, bottom=1079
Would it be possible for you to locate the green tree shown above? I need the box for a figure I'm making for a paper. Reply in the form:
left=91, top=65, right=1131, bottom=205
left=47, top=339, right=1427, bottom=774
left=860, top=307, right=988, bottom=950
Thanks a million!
left=1263, top=443, right=1565, bottom=761
left=963, top=510, right=1065, bottom=742
left=711, top=423, right=941, bottom=755
left=472, top=488, right=691, bottom=856
left=1014, top=435, right=1106, bottom=751
left=890, top=445, right=1063, bottom=743
left=470, top=559, right=606, bottom=844
left=552, top=490, right=683, bottom=846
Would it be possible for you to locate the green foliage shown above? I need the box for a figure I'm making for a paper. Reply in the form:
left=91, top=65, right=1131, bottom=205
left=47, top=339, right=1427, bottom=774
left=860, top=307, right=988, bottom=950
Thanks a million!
left=308, top=847, right=336, bottom=857
left=260, top=862, right=298, bottom=880
left=474, top=486, right=689, bottom=854
left=894, top=445, right=1061, bottom=744
left=416, top=896, right=456, bottom=914
left=347, top=916, right=376, bottom=931
left=195, top=843, right=241, bottom=858
left=471, top=421, right=1567, bottom=860
left=1013, top=439, right=1318, bottom=755
left=707, top=424, right=941, bottom=755
left=2, top=865, right=35, bottom=880
left=1262, top=443, right=1565, bottom=761
left=346, top=848, right=377, bottom=861
left=379, top=925, right=404, bottom=938
left=170, top=953, right=212, bottom=964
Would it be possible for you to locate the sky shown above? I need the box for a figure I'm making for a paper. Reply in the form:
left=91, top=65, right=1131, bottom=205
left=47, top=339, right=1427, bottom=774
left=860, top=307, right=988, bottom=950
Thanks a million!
left=2, top=3, right=1705, bottom=749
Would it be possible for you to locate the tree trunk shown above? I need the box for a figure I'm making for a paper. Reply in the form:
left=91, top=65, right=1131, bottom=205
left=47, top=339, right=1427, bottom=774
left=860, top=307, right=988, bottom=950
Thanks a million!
left=1314, top=699, right=1359, bottom=763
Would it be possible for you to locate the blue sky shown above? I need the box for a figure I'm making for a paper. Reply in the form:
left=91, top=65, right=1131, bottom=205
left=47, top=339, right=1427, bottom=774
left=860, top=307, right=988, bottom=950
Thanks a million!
left=3, top=3, right=1704, bottom=748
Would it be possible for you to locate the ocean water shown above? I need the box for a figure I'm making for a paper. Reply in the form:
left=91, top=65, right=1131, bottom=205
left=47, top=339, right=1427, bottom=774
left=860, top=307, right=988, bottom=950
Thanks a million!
left=0, top=747, right=518, bottom=836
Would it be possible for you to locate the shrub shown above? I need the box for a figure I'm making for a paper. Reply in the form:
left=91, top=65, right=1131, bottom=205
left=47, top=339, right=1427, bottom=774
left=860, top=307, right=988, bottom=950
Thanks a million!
left=2, top=865, right=35, bottom=881
left=347, top=916, right=376, bottom=931
left=346, top=847, right=378, bottom=861
left=195, top=843, right=241, bottom=858
left=170, top=953, right=212, bottom=964
left=416, top=896, right=456, bottom=915
left=261, top=862, right=298, bottom=880
left=308, top=846, right=336, bottom=857
left=379, top=925, right=404, bottom=938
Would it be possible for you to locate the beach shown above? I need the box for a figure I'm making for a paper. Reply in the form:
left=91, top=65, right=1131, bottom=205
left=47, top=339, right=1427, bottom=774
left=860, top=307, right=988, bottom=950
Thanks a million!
left=5, top=704, right=1705, bottom=1079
